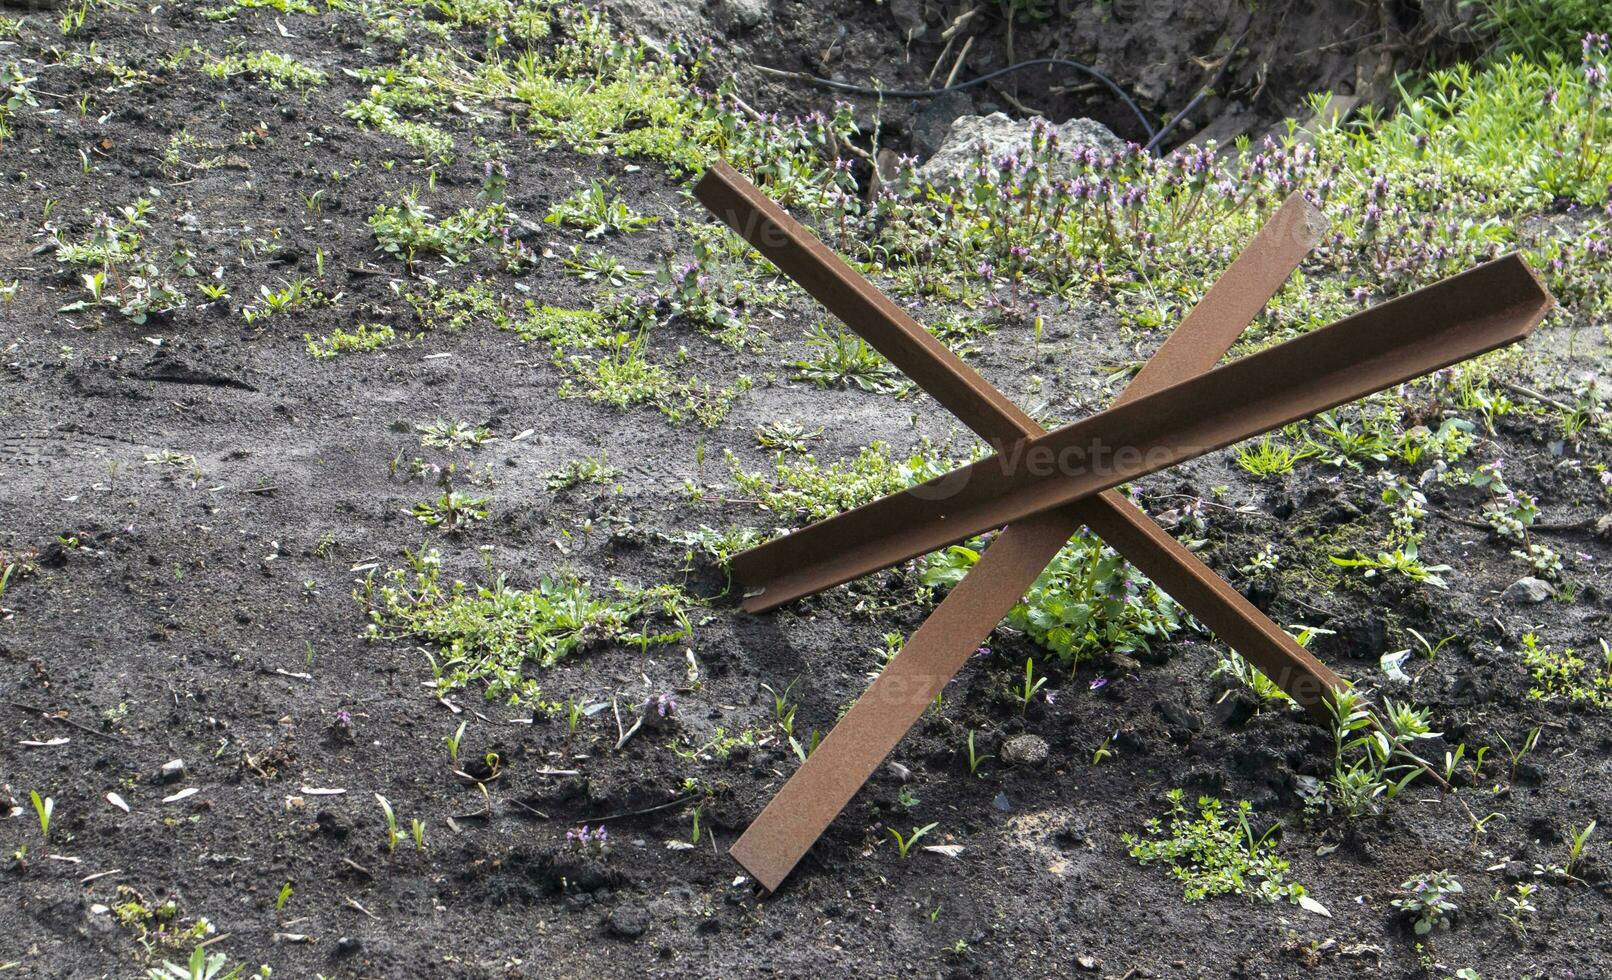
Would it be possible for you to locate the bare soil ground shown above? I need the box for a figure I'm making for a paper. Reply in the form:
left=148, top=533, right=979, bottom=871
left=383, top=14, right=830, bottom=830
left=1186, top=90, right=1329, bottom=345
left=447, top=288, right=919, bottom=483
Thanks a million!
left=1, top=3, right=1610, bottom=980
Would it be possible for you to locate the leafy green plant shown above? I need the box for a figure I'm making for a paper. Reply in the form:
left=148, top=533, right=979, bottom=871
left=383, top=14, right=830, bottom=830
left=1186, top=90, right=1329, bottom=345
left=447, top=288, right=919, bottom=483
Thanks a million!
left=544, top=179, right=656, bottom=237
left=1304, top=690, right=1439, bottom=821
left=925, top=531, right=1181, bottom=665
left=546, top=453, right=617, bottom=490
left=1330, top=541, right=1452, bottom=589
left=417, top=419, right=494, bottom=451
left=790, top=321, right=905, bottom=394
left=368, top=193, right=507, bottom=264
left=1392, top=871, right=1463, bottom=935
left=444, top=719, right=468, bottom=766
left=1124, top=790, right=1308, bottom=904
left=412, top=491, right=490, bottom=530
left=730, top=440, right=956, bottom=522
left=1517, top=632, right=1611, bottom=709
left=144, top=946, right=257, bottom=980
left=755, top=420, right=821, bottom=453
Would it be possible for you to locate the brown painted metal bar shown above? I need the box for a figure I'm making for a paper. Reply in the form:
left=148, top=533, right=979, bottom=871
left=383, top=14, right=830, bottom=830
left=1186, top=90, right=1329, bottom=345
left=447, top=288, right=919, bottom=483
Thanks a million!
left=702, top=175, right=1339, bottom=891
left=699, top=162, right=1345, bottom=713
left=728, top=254, right=1551, bottom=609
left=696, top=160, right=1038, bottom=448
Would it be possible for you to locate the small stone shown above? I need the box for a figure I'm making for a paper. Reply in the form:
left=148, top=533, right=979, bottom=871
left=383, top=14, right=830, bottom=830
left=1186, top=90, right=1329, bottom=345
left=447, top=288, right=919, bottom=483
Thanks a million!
left=918, top=112, right=1122, bottom=183
left=159, top=759, right=185, bottom=783
left=1503, top=577, right=1555, bottom=604
left=1154, top=698, right=1204, bottom=733
left=333, top=936, right=361, bottom=958
left=1077, top=955, right=1101, bottom=971
left=1001, top=734, right=1049, bottom=766
left=607, top=903, right=650, bottom=939
left=315, top=809, right=353, bottom=839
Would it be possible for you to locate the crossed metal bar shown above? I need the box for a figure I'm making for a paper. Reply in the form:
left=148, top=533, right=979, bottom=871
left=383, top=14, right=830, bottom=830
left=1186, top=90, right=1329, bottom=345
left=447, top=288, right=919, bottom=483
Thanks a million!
left=693, top=161, right=1553, bottom=892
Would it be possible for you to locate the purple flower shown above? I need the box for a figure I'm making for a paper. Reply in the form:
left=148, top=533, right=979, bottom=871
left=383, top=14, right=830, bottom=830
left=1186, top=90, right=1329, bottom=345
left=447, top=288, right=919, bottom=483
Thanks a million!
left=1090, top=676, right=1109, bottom=691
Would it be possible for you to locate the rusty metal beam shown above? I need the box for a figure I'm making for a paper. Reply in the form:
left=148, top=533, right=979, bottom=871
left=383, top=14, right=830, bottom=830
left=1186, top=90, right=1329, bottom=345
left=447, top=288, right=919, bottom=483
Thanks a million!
left=693, top=163, right=1553, bottom=894
left=727, top=254, right=1551, bottom=609
left=696, top=172, right=1340, bottom=891
left=698, top=163, right=1346, bottom=715
left=696, top=161, right=1038, bottom=447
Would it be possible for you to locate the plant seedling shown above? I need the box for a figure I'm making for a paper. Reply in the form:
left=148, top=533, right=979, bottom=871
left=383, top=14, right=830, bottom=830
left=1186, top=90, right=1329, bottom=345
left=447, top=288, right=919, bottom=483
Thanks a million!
left=887, top=822, right=939, bottom=860
left=1566, top=820, right=1596, bottom=876
left=29, top=791, right=53, bottom=845
left=275, top=882, right=292, bottom=917
left=1020, top=657, right=1047, bottom=717
left=965, top=730, right=991, bottom=776
left=375, top=794, right=400, bottom=856
left=444, top=720, right=467, bottom=767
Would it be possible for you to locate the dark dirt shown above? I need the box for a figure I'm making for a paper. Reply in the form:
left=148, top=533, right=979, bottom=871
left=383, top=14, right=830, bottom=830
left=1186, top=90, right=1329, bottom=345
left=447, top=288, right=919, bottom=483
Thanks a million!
left=2, top=3, right=1611, bottom=980
left=626, top=0, right=1486, bottom=156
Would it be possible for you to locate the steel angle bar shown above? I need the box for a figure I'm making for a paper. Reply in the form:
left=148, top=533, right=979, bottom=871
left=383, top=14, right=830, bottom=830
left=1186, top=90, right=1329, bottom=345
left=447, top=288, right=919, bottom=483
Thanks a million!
left=728, top=255, right=1552, bottom=611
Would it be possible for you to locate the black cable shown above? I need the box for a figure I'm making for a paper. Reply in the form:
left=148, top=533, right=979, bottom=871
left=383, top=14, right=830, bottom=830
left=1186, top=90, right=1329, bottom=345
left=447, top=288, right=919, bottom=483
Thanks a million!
left=753, top=59, right=1157, bottom=144
left=1143, top=29, right=1249, bottom=153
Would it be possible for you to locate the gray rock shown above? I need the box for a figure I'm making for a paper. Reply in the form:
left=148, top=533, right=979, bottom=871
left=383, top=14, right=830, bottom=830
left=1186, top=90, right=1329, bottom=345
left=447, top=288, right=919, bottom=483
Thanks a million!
left=1502, top=576, right=1555, bottom=604
left=159, top=758, right=185, bottom=783
left=917, top=112, right=1123, bottom=184
left=713, top=0, right=768, bottom=33
left=603, top=0, right=702, bottom=42
left=1001, top=734, right=1049, bottom=766
left=607, top=902, right=651, bottom=938
left=889, top=0, right=927, bottom=40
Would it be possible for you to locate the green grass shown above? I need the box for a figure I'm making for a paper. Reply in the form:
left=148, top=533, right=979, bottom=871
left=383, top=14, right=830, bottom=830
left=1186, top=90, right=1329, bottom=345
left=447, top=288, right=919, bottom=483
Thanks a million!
left=363, top=548, right=692, bottom=704
left=1518, top=632, right=1612, bottom=709
left=727, top=441, right=957, bottom=523
left=202, top=50, right=326, bottom=90
left=304, top=323, right=397, bottom=359
left=1124, top=789, right=1309, bottom=905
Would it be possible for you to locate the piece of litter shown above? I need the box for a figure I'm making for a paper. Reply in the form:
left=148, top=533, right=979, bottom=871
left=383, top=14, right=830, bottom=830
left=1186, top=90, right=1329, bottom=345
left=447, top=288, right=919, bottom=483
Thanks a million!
left=106, top=792, right=129, bottom=813
left=162, top=788, right=200, bottom=804
left=300, top=787, right=346, bottom=796
left=18, top=737, right=70, bottom=747
left=665, top=841, right=695, bottom=851
left=1298, top=895, right=1333, bottom=918
left=922, top=844, right=964, bottom=858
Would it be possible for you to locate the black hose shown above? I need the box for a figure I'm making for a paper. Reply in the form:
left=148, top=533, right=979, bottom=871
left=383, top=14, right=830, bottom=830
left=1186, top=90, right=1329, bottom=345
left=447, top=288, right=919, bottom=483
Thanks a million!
left=1143, top=29, right=1248, bottom=153
left=754, top=59, right=1158, bottom=145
